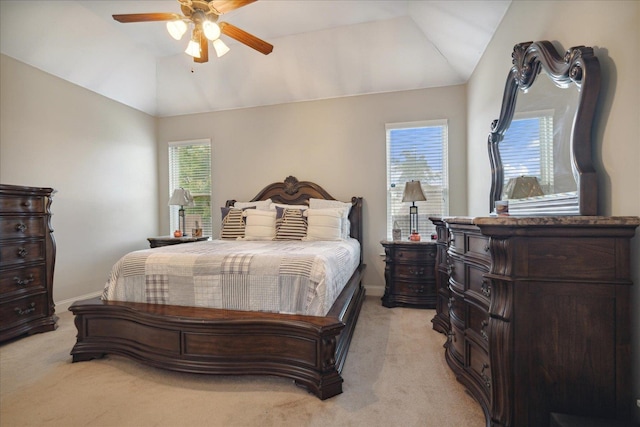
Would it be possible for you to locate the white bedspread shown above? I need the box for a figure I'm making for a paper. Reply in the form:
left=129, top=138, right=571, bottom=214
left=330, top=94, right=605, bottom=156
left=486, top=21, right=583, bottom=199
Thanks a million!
left=102, top=238, right=361, bottom=316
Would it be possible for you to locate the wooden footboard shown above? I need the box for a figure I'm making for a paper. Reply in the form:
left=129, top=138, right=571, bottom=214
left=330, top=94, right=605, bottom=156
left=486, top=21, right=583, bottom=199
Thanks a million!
left=69, top=265, right=366, bottom=400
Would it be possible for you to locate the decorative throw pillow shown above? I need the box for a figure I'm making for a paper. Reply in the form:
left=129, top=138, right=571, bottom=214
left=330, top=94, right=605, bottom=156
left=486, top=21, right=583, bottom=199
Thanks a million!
left=303, top=208, right=347, bottom=241
left=234, top=198, right=273, bottom=211
left=308, top=198, right=352, bottom=238
left=275, top=207, right=308, bottom=240
left=220, top=207, right=251, bottom=239
left=242, top=209, right=277, bottom=240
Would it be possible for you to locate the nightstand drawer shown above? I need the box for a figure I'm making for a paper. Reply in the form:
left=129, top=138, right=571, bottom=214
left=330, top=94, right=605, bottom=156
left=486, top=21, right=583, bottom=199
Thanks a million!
left=393, top=279, right=436, bottom=297
left=395, top=264, right=431, bottom=279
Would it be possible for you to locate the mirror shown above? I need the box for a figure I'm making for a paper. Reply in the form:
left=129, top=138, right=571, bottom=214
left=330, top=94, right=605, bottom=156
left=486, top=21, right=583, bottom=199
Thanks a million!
left=488, top=41, right=601, bottom=215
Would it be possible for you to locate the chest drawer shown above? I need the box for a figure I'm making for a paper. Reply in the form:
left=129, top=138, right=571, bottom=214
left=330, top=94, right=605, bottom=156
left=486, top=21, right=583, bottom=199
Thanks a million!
left=395, top=263, right=431, bottom=279
left=0, top=293, right=49, bottom=327
left=467, top=340, right=491, bottom=392
left=0, top=240, right=46, bottom=267
left=0, top=265, right=46, bottom=297
left=0, top=216, right=46, bottom=239
left=0, top=195, right=44, bottom=213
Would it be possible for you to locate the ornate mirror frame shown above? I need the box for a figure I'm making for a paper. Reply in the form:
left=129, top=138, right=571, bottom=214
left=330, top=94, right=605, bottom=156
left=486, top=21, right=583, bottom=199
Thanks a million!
left=488, top=41, right=601, bottom=215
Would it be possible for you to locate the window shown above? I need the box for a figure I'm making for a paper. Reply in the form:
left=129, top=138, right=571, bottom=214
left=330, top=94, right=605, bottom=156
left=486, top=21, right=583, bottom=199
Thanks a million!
left=500, top=110, right=554, bottom=196
left=168, top=139, right=212, bottom=237
left=386, top=120, right=448, bottom=239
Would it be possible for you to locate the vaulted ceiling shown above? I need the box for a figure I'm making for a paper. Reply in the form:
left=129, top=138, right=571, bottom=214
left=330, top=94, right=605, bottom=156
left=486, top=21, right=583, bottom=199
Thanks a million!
left=0, top=1, right=511, bottom=117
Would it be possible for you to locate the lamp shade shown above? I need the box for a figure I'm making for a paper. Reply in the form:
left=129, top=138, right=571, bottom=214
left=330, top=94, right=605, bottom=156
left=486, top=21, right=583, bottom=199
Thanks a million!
left=203, top=20, right=221, bottom=41
left=213, top=38, right=230, bottom=57
left=402, top=180, right=427, bottom=203
left=168, top=188, right=195, bottom=207
left=166, top=20, right=188, bottom=40
left=185, top=38, right=201, bottom=58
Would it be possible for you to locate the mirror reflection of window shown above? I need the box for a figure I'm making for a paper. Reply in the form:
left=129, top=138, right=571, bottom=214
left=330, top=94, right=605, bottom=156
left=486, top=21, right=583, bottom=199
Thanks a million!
left=500, top=110, right=554, bottom=198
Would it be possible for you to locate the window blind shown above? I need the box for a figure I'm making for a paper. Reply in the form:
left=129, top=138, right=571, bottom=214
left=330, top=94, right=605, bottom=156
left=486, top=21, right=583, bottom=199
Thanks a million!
left=500, top=111, right=554, bottom=196
left=386, top=120, right=448, bottom=239
left=168, top=139, right=212, bottom=237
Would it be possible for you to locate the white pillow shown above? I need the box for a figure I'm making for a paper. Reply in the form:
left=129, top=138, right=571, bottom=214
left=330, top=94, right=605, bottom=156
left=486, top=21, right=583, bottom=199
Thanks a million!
left=308, top=199, right=352, bottom=238
left=242, top=209, right=276, bottom=240
left=234, top=198, right=272, bottom=211
left=303, top=208, right=347, bottom=241
left=271, top=203, right=308, bottom=211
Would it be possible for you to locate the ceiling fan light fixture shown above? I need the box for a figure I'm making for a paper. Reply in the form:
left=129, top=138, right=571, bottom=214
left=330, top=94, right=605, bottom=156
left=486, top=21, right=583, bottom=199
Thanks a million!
left=202, top=20, right=221, bottom=41
left=213, top=39, right=230, bottom=57
left=185, top=38, right=201, bottom=58
left=166, top=19, right=188, bottom=40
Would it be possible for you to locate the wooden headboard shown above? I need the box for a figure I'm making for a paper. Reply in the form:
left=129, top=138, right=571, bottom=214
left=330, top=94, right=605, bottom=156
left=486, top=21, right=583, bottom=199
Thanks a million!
left=226, top=176, right=364, bottom=256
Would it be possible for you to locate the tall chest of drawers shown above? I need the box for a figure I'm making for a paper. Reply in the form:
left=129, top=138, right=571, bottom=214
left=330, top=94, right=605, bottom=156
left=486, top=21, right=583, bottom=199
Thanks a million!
left=0, top=184, right=57, bottom=342
left=442, top=216, right=639, bottom=426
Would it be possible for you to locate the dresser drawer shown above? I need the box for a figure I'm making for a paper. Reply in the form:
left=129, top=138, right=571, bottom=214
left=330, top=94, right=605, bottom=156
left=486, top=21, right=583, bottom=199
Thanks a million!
left=467, top=302, right=489, bottom=344
left=448, top=258, right=465, bottom=293
left=0, top=195, right=45, bottom=213
left=0, top=293, right=49, bottom=327
left=467, top=340, right=491, bottom=392
left=449, top=290, right=466, bottom=324
left=0, top=265, right=46, bottom=297
left=467, top=265, right=490, bottom=304
left=449, top=318, right=465, bottom=363
left=0, top=240, right=46, bottom=267
left=0, top=216, right=46, bottom=238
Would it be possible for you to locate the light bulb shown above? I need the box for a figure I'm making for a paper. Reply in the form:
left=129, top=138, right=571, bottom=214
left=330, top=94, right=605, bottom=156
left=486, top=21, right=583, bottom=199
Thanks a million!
left=202, top=20, right=221, bottom=41
left=166, top=20, right=187, bottom=40
left=213, top=39, right=230, bottom=57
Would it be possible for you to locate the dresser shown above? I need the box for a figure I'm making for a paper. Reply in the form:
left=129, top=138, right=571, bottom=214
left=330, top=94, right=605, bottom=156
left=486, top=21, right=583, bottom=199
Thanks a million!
left=429, top=217, right=450, bottom=333
left=438, top=216, right=639, bottom=426
left=0, top=184, right=57, bottom=342
left=381, top=240, right=437, bottom=308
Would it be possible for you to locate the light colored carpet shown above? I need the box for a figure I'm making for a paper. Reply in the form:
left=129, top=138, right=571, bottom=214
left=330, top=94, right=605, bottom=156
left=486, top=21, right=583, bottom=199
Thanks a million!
left=0, top=296, right=485, bottom=427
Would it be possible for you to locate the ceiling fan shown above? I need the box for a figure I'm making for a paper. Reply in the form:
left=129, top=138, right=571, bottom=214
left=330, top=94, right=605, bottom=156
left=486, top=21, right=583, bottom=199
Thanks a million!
left=113, top=0, right=273, bottom=63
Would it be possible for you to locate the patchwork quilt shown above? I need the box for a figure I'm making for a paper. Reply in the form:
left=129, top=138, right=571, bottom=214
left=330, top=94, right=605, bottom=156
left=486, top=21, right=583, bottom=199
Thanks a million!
left=102, top=239, right=361, bottom=316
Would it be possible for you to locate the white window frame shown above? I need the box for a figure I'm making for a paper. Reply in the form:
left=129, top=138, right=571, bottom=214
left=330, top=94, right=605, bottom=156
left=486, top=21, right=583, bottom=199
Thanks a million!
left=386, top=120, right=449, bottom=240
left=168, top=138, right=212, bottom=237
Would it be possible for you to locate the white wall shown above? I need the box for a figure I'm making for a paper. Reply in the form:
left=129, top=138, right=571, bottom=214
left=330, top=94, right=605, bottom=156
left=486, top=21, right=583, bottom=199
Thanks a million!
left=0, top=54, right=159, bottom=306
left=467, top=0, right=640, bottom=418
left=157, top=86, right=468, bottom=295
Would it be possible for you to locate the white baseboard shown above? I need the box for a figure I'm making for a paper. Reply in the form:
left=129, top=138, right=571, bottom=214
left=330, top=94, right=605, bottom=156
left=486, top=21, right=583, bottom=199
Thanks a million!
left=365, top=285, right=384, bottom=297
left=55, top=291, right=102, bottom=312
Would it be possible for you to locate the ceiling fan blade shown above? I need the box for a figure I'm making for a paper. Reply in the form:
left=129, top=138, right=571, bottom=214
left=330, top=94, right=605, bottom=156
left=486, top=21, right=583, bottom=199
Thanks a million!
left=209, top=0, right=257, bottom=15
left=194, top=30, right=209, bottom=63
left=219, top=22, right=273, bottom=55
left=112, top=13, right=181, bottom=23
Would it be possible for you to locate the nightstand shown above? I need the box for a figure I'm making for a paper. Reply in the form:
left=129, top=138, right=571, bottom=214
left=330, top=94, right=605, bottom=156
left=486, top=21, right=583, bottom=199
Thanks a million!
left=381, top=240, right=437, bottom=308
left=147, top=236, right=209, bottom=248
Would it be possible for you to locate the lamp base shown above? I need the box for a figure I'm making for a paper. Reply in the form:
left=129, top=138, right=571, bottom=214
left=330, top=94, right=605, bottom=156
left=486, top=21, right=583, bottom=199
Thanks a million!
left=409, top=232, right=421, bottom=242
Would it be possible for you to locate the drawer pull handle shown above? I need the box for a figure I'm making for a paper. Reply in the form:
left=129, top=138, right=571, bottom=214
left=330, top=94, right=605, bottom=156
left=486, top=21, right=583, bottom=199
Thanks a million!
left=15, top=223, right=27, bottom=232
left=21, top=201, right=31, bottom=207
left=447, top=330, right=456, bottom=343
left=447, top=264, right=455, bottom=275
left=447, top=297, right=454, bottom=309
left=481, top=363, right=491, bottom=388
left=409, top=267, right=424, bottom=276
left=480, top=320, right=489, bottom=341
left=481, top=280, right=491, bottom=297
left=15, top=302, right=36, bottom=316
left=484, top=243, right=490, bottom=252
left=14, top=274, right=35, bottom=286
left=17, top=247, right=28, bottom=258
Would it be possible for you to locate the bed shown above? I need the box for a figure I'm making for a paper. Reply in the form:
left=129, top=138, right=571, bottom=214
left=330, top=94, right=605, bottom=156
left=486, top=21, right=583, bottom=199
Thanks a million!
left=69, top=176, right=366, bottom=400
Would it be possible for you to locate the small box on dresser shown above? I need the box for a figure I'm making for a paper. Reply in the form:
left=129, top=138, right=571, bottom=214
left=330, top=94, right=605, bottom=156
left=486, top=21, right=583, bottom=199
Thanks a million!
left=0, top=184, right=57, bottom=343
left=381, top=240, right=437, bottom=309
